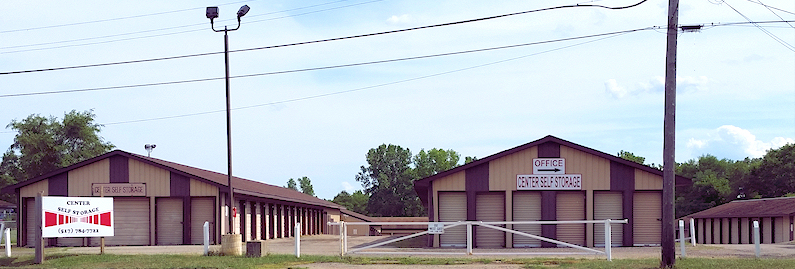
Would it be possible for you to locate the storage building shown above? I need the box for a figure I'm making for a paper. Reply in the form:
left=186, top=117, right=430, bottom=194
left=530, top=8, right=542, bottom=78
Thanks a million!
left=3, top=150, right=343, bottom=247
left=685, top=196, right=795, bottom=244
left=413, top=135, right=691, bottom=248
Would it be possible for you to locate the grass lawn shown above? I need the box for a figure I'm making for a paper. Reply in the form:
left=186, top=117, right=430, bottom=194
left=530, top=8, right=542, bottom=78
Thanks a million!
left=1, top=253, right=795, bottom=269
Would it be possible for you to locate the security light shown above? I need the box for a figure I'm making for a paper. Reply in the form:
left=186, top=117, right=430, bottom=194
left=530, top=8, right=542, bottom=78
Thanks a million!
left=206, top=7, right=219, bottom=19
left=237, top=5, right=250, bottom=18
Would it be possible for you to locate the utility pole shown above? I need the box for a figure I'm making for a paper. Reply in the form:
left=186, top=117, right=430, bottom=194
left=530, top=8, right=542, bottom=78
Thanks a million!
left=662, top=0, right=678, bottom=267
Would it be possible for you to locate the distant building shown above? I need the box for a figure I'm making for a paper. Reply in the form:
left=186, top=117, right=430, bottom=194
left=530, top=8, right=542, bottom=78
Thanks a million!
left=684, top=196, right=795, bottom=244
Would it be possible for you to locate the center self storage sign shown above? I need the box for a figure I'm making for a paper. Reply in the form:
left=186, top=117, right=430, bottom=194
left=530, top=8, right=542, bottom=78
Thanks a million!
left=42, top=197, right=114, bottom=238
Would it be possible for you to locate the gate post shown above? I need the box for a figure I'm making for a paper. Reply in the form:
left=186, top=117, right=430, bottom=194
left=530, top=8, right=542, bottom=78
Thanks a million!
left=466, top=222, right=473, bottom=255
left=605, top=219, right=612, bottom=261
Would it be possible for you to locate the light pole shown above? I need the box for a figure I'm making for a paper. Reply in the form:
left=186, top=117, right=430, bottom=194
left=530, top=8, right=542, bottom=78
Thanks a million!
left=206, top=4, right=250, bottom=237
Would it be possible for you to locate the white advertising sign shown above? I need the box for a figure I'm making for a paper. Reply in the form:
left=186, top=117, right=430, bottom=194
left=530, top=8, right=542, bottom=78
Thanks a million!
left=533, top=158, right=565, bottom=174
left=517, top=174, right=582, bottom=190
left=42, top=197, right=114, bottom=238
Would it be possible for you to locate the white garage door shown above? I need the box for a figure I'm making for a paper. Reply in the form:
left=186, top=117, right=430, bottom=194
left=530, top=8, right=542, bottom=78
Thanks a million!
left=633, top=192, right=661, bottom=246
left=157, top=198, right=183, bottom=245
left=191, top=197, right=215, bottom=244
left=476, top=192, right=505, bottom=248
left=438, top=192, right=466, bottom=247
left=513, top=192, right=542, bottom=247
left=105, top=198, right=150, bottom=246
left=556, top=191, right=585, bottom=246
left=594, top=192, right=623, bottom=247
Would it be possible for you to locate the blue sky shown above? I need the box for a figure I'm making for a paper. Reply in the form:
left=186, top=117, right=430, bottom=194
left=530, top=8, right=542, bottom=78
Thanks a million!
left=1, top=0, right=793, bottom=199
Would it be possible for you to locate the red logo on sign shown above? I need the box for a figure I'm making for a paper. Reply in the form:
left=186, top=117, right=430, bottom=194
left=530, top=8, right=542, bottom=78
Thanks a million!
left=44, top=211, right=112, bottom=227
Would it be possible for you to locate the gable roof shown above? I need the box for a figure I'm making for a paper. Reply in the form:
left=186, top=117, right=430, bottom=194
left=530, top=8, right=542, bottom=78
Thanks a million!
left=3, top=150, right=342, bottom=210
left=414, top=135, right=692, bottom=203
left=686, top=196, right=795, bottom=219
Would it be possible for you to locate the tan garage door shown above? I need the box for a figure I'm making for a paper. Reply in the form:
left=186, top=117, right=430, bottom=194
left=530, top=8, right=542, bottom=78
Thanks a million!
left=438, top=192, right=466, bottom=247
left=633, top=192, right=661, bottom=246
left=105, top=198, right=150, bottom=246
left=25, top=198, right=36, bottom=247
left=476, top=192, right=505, bottom=248
left=512, top=192, right=542, bottom=247
left=157, top=198, right=183, bottom=245
left=190, top=197, right=215, bottom=244
left=594, top=192, right=623, bottom=246
left=556, top=191, right=585, bottom=246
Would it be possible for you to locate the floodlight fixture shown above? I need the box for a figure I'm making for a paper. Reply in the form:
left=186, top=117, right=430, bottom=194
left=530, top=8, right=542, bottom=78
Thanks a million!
left=206, top=7, right=219, bottom=20
left=237, top=5, right=250, bottom=19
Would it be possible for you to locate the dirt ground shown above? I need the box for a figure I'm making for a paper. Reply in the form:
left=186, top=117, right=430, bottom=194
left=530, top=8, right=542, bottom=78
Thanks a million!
left=5, top=235, right=794, bottom=268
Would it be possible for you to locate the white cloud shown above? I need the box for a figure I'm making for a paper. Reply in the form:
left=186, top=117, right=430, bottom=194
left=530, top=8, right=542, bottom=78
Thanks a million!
left=605, top=76, right=710, bottom=98
left=387, top=14, right=412, bottom=24
left=341, top=181, right=356, bottom=192
left=686, top=125, right=795, bottom=159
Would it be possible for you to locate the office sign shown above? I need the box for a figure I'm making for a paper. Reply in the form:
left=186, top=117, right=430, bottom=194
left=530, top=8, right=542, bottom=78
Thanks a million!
left=517, top=174, right=582, bottom=190
left=92, top=183, right=146, bottom=196
left=41, top=197, right=114, bottom=238
left=533, top=158, right=565, bottom=174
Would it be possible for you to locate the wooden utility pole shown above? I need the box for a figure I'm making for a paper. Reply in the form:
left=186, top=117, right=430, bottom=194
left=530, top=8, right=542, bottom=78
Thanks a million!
left=662, top=0, right=678, bottom=267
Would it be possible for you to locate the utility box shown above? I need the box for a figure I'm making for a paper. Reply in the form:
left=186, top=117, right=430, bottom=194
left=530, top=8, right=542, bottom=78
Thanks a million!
left=246, top=240, right=268, bottom=257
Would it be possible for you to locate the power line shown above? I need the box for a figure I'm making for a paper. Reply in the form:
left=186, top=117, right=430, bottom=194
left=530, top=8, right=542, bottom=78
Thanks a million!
left=754, top=0, right=795, bottom=29
left=0, top=0, right=650, bottom=75
left=0, top=0, right=384, bottom=54
left=0, top=27, right=657, bottom=99
left=0, top=0, right=253, bottom=34
left=101, top=28, right=635, bottom=126
left=721, top=0, right=795, bottom=52
left=745, top=0, right=795, bottom=16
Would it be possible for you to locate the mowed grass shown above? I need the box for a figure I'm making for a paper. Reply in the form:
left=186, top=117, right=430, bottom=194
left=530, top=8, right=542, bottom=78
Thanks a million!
left=2, top=254, right=795, bottom=269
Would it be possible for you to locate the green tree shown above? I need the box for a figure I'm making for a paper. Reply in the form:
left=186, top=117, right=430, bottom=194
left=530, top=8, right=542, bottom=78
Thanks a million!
left=741, top=144, right=795, bottom=197
left=413, top=148, right=460, bottom=179
left=674, top=155, right=753, bottom=217
left=286, top=178, right=298, bottom=191
left=1, top=110, right=114, bottom=202
left=356, top=144, right=423, bottom=217
left=618, top=150, right=645, bottom=165
left=297, top=176, right=315, bottom=196
left=464, top=156, right=478, bottom=164
left=332, top=190, right=369, bottom=215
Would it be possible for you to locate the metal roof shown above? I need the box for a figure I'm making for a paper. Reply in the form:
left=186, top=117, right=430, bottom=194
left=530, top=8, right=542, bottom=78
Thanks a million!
left=686, top=196, right=795, bottom=219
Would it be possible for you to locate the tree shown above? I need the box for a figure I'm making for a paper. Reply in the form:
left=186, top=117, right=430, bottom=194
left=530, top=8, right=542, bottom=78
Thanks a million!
left=741, top=144, right=795, bottom=198
left=618, top=150, right=645, bottom=165
left=464, top=156, right=478, bottom=164
left=332, top=190, right=369, bottom=215
left=1, top=110, right=114, bottom=202
left=674, top=155, right=752, bottom=217
left=356, top=144, right=423, bottom=217
left=297, top=176, right=315, bottom=196
left=413, top=148, right=460, bottom=179
left=286, top=178, right=298, bottom=191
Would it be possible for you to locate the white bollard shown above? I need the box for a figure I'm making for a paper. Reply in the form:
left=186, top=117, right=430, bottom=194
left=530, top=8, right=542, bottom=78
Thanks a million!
left=679, top=220, right=686, bottom=258
left=605, top=219, right=612, bottom=261
left=690, top=218, right=696, bottom=246
left=466, top=222, right=473, bottom=255
left=4, top=228, right=10, bottom=257
left=753, top=220, right=761, bottom=258
left=295, top=222, right=301, bottom=258
left=338, top=221, right=344, bottom=256
left=203, top=221, right=209, bottom=256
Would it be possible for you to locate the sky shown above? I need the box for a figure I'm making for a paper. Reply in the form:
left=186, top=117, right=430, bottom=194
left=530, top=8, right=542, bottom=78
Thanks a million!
left=1, top=0, right=793, bottom=200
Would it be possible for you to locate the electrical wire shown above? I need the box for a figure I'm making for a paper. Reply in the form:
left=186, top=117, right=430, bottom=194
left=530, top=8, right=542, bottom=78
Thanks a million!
left=754, top=0, right=795, bottom=29
left=721, top=0, right=795, bottom=52
left=101, top=28, right=635, bottom=126
left=745, top=0, right=795, bottom=16
left=0, top=0, right=650, bottom=75
left=0, top=0, right=254, bottom=34
left=0, top=27, right=657, bottom=99
left=0, top=0, right=384, bottom=54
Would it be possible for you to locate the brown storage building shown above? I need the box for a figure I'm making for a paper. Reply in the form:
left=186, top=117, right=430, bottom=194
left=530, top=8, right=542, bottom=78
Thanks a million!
left=684, top=197, right=795, bottom=244
left=413, top=135, right=691, bottom=248
left=4, top=150, right=343, bottom=247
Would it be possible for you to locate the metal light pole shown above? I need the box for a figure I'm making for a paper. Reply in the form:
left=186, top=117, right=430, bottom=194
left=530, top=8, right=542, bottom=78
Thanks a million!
left=206, top=5, right=250, bottom=236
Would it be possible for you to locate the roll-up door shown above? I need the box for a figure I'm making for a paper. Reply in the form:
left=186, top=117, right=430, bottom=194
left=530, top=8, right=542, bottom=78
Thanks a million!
left=633, top=191, right=661, bottom=246
left=25, top=198, right=35, bottom=247
left=105, top=198, right=150, bottom=246
left=157, top=198, right=183, bottom=245
left=513, top=192, right=542, bottom=247
left=556, top=191, right=585, bottom=246
left=476, top=192, right=505, bottom=248
left=438, top=192, right=466, bottom=247
left=594, top=192, right=623, bottom=247
left=190, top=197, right=215, bottom=244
